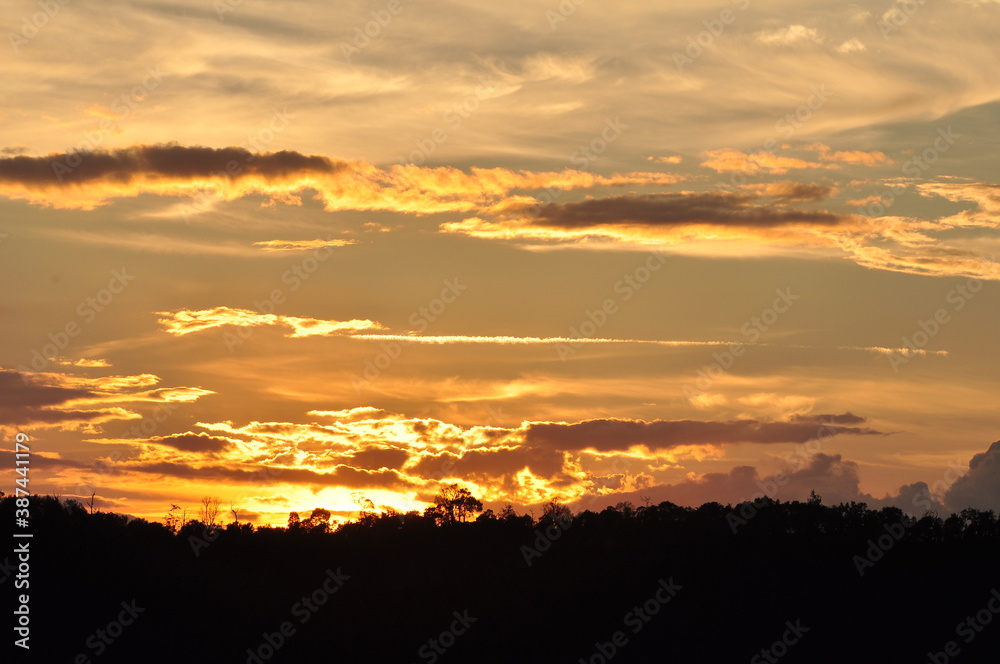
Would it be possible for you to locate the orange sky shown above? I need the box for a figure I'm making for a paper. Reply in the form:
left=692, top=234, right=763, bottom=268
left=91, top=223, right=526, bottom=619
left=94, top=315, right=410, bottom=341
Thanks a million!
left=2, top=0, right=998, bottom=526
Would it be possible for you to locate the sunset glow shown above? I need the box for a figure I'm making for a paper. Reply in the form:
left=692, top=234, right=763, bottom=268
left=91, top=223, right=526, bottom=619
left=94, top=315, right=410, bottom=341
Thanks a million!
left=3, top=0, right=998, bottom=531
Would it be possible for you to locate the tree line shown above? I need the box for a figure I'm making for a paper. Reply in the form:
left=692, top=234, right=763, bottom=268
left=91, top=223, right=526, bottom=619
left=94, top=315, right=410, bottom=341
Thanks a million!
left=3, top=488, right=1000, bottom=663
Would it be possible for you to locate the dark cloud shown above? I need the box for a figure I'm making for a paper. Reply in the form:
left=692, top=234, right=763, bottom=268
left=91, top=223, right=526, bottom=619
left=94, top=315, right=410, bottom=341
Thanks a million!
left=791, top=412, right=868, bottom=425
left=123, top=460, right=413, bottom=491
left=568, top=453, right=920, bottom=513
left=149, top=433, right=233, bottom=453
left=566, top=453, right=866, bottom=510
left=346, top=447, right=411, bottom=471
left=0, top=369, right=106, bottom=426
left=0, top=450, right=90, bottom=471
left=766, top=183, right=835, bottom=202
left=528, top=192, right=845, bottom=229
left=944, top=441, right=1000, bottom=512
left=0, top=144, right=346, bottom=186
left=524, top=417, right=882, bottom=452
left=409, top=445, right=567, bottom=483
left=0, top=369, right=91, bottom=409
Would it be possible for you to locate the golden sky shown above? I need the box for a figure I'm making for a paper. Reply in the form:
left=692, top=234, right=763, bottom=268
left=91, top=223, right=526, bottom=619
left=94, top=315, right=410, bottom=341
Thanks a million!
left=2, top=0, right=999, bottom=525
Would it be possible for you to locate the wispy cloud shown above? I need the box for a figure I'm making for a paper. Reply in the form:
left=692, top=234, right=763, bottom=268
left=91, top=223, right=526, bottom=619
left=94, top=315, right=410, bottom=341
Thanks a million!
left=0, top=145, right=683, bottom=212
left=156, top=307, right=383, bottom=338
left=252, top=239, right=357, bottom=251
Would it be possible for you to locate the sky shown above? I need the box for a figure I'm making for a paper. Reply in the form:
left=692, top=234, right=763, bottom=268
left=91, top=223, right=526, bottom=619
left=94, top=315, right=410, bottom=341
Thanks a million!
left=1, top=0, right=998, bottom=527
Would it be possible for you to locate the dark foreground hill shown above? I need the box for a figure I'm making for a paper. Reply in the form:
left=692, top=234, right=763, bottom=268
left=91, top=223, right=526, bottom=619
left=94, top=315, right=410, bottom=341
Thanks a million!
left=4, top=495, right=1000, bottom=663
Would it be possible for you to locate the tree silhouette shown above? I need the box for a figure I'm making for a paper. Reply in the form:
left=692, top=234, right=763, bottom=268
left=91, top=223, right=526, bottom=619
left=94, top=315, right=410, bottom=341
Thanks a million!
left=427, top=483, right=483, bottom=525
left=200, top=496, right=221, bottom=526
left=229, top=502, right=241, bottom=525
left=5, top=492, right=1000, bottom=663
left=302, top=507, right=332, bottom=533
left=540, top=500, right=574, bottom=529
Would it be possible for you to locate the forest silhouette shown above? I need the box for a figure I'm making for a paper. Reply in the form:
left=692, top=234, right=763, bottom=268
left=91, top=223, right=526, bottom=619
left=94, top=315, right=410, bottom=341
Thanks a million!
left=4, top=490, right=1000, bottom=663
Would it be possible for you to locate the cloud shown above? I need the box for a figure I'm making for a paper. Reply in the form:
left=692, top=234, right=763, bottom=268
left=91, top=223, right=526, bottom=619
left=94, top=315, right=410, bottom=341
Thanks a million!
left=252, top=239, right=357, bottom=251
left=523, top=192, right=846, bottom=230
left=943, top=441, right=1000, bottom=512
left=0, top=144, right=683, bottom=213
left=754, top=25, right=822, bottom=46
left=841, top=345, right=949, bottom=358
left=700, top=149, right=834, bottom=175
left=347, top=447, right=411, bottom=472
left=408, top=445, right=569, bottom=489
left=835, top=38, right=867, bottom=54
left=790, top=412, right=868, bottom=425
left=148, top=433, right=235, bottom=453
left=571, top=451, right=949, bottom=516
left=156, top=309, right=735, bottom=348
left=350, top=333, right=734, bottom=347
left=570, top=453, right=867, bottom=510
left=917, top=182, right=1000, bottom=229
left=0, top=144, right=342, bottom=186
left=647, top=155, right=683, bottom=164
left=756, top=182, right=836, bottom=202
left=0, top=368, right=214, bottom=433
left=804, top=143, right=891, bottom=167
left=156, top=307, right=383, bottom=338
left=0, top=450, right=91, bottom=472
left=122, top=460, right=413, bottom=490
left=524, top=415, right=883, bottom=453
left=0, top=369, right=134, bottom=430
left=54, top=358, right=112, bottom=368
